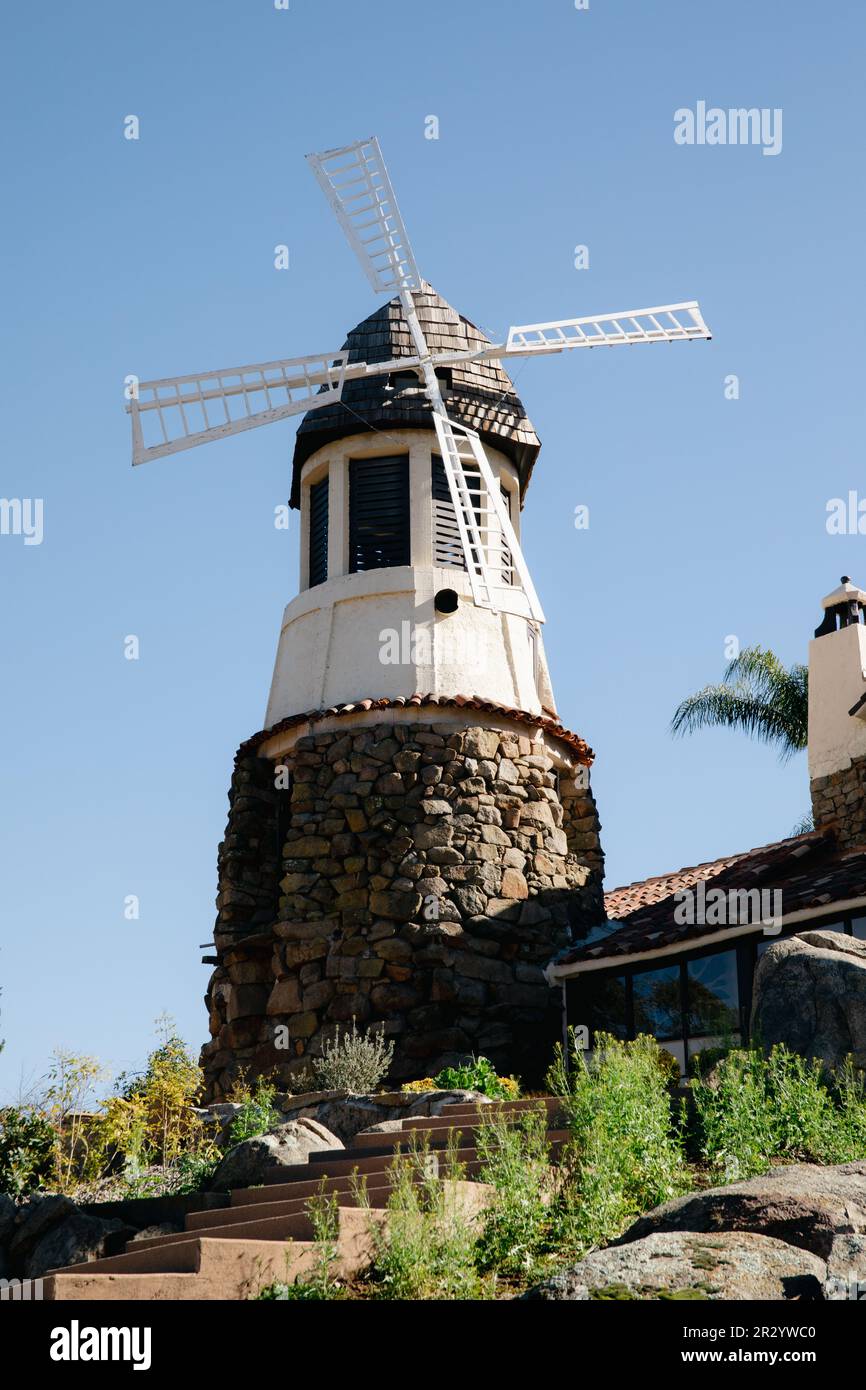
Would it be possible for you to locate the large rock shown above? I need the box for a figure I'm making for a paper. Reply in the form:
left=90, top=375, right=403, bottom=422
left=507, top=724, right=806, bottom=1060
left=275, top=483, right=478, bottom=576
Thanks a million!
left=751, top=930, right=866, bottom=1071
left=25, top=1212, right=129, bottom=1279
left=209, top=1118, right=343, bottom=1190
left=525, top=1231, right=826, bottom=1301
left=620, top=1161, right=866, bottom=1258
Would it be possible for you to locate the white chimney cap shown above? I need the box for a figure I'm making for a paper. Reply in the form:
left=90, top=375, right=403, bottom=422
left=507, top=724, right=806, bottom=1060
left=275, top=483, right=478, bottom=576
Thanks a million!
left=821, top=576, right=866, bottom=610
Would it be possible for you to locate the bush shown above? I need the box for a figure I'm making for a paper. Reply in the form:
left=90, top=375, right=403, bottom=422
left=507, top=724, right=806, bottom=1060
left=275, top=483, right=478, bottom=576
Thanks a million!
left=549, top=1031, right=690, bottom=1254
left=433, top=1056, right=520, bottom=1100
left=113, top=1018, right=206, bottom=1167
left=312, top=1021, right=394, bottom=1094
left=474, top=1105, right=552, bottom=1279
left=360, top=1138, right=487, bottom=1300
left=691, top=1045, right=866, bottom=1181
left=227, top=1077, right=281, bottom=1146
left=0, top=1107, right=58, bottom=1196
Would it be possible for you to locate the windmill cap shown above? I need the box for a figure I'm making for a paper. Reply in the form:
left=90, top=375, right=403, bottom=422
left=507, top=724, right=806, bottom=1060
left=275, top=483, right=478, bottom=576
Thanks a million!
left=821, top=576, right=866, bottom=609
left=289, top=283, right=540, bottom=509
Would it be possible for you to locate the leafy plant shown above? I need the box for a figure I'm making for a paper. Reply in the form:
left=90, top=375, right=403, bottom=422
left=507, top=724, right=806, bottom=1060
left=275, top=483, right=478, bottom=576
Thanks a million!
left=549, top=1031, right=691, bottom=1255
left=360, top=1136, right=487, bottom=1300
left=227, top=1077, right=281, bottom=1146
left=691, top=1044, right=866, bottom=1180
left=42, top=1050, right=106, bottom=1191
left=0, top=1107, right=58, bottom=1196
left=433, top=1056, right=520, bottom=1100
left=474, top=1105, right=553, bottom=1279
left=312, top=1021, right=394, bottom=1094
left=114, top=1016, right=205, bottom=1166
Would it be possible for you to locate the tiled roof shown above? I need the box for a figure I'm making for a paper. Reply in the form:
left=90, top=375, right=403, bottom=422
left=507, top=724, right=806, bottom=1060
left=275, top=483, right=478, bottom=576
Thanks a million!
left=553, top=830, right=866, bottom=969
left=290, top=284, right=541, bottom=507
left=237, top=692, right=593, bottom=765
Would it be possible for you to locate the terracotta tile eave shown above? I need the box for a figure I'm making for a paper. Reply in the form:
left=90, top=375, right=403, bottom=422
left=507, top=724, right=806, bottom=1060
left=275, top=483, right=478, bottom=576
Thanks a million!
left=548, top=890, right=866, bottom=979
left=236, top=693, right=594, bottom=765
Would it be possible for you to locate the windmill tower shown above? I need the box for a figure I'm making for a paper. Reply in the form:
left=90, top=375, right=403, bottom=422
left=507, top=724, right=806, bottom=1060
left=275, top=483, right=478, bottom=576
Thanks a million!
left=129, top=138, right=711, bottom=1095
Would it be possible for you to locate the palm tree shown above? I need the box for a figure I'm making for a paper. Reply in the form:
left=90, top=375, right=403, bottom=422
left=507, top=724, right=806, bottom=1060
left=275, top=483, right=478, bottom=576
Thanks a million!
left=671, top=646, right=808, bottom=762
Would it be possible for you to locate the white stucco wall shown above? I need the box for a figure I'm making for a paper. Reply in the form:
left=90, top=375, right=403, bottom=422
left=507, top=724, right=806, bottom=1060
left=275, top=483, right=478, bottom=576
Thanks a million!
left=264, top=429, right=556, bottom=727
left=808, top=623, right=866, bottom=779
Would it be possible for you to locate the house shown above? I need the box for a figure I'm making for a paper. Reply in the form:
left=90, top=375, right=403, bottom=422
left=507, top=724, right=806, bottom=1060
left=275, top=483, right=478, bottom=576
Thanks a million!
left=546, top=577, right=866, bottom=1072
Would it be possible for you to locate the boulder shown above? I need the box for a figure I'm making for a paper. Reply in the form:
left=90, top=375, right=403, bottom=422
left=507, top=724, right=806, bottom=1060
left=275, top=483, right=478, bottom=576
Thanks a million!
left=25, top=1212, right=129, bottom=1279
left=751, top=930, right=866, bottom=1071
left=619, top=1161, right=866, bottom=1258
left=524, top=1231, right=826, bottom=1301
left=209, top=1118, right=343, bottom=1190
left=8, top=1194, right=75, bottom=1263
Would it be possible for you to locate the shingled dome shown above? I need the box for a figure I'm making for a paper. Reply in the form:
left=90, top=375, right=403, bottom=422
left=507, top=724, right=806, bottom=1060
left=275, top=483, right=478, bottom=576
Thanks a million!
left=290, top=283, right=541, bottom=509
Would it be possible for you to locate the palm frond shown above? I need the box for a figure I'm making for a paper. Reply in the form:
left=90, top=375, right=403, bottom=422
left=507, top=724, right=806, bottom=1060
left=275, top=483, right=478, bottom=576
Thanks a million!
left=671, top=646, right=808, bottom=761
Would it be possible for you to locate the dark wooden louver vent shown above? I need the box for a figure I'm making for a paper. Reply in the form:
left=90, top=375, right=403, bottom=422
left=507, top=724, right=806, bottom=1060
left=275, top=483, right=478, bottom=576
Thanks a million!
left=308, top=476, right=329, bottom=587
left=349, top=455, right=410, bottom=572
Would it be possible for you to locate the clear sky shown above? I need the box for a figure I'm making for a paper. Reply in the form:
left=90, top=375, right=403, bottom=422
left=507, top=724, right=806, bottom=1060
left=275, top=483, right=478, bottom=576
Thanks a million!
left=2, top=0, right=864, bottom=1098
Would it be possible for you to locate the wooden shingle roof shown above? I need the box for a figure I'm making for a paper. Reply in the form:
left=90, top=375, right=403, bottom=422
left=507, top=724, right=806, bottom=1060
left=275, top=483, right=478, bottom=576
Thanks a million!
left=290, top=284, right=541, bottom=508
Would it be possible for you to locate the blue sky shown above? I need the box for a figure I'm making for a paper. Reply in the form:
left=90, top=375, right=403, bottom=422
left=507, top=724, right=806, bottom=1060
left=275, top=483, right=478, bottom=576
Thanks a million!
left=2, top=0, right=864, bottom=1097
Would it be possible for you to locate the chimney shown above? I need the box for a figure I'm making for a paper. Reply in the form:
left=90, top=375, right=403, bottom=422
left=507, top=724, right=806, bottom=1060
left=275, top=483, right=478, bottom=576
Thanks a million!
left=808, top=576, right=866, bottom=848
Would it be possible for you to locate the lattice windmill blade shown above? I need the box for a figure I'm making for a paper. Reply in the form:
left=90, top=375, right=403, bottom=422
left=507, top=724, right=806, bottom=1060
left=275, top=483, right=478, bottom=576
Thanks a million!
left=307, top=137, right=422, bottom=295
left=127, top=350, right=350, bottom=466
left=484, top=301, right=711, bottom=359
left=432, top=412, right=546, bottom=624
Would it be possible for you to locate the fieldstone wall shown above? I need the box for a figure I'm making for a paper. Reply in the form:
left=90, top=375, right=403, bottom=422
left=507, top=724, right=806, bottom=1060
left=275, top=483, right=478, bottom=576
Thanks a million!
left=811, top=754, right=866, bottom=850
left=201, top=720, right=605, bottom=1099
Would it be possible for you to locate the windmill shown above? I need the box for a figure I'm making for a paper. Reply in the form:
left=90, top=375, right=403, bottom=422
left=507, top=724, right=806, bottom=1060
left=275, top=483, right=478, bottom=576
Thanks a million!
left=127, top=136, right=711, bottom=627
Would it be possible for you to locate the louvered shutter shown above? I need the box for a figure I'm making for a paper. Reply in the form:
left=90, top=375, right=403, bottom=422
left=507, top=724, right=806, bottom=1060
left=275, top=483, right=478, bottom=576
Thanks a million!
left=308, top=476, right=329, bottom=587
left=349, top=455, right=410, bottom=572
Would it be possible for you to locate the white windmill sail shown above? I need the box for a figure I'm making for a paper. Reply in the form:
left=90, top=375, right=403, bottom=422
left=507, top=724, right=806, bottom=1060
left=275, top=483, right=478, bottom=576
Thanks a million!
left=306, top=137, right=421, bottom=295
left=128, top=351, right=349, bottom=466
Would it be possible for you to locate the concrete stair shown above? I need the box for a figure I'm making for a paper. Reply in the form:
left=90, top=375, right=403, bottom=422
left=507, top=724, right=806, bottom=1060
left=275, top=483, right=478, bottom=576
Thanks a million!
left=42, top=1096, right=566, bottom=1301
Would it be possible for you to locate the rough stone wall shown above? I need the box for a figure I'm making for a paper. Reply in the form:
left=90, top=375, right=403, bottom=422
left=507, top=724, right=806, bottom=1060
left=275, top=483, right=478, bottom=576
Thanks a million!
left=811, top=754, right=866, bottom=851
left=201, top=720, right=605, bottom=1099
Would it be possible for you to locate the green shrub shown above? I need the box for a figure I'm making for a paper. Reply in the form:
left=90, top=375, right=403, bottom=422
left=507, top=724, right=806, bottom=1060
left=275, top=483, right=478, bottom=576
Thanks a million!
left=360, top=1138, right=487, bottom=1300
left=433, top=1056, right=520, bottom=1100
left=228, top=1077, right=281, bottom=1146
left=474, top=1105, right=552, bottom=1278
left=550, top=1031, right=691, bottom=1254
left=0, top=1107, right=58, bottom=1196
left=312, top=1021, right=394, bottom=1094
left=691, top=1045, right=866, bottom=1180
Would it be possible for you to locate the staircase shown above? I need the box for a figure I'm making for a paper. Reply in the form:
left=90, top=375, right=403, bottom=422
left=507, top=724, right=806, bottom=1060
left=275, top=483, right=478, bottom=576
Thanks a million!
left=43, top=1097, right=568, bottom=1301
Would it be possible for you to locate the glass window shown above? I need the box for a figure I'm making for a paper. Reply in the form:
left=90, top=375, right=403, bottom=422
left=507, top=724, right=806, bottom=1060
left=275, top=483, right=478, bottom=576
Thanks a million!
left=851, top=917, right=866, bottom=941
left=588, top=976, right=628, bottom=1042
left=632, top=964, right=682, bottom=1041
left=687, top=951, right=739, bottom=1037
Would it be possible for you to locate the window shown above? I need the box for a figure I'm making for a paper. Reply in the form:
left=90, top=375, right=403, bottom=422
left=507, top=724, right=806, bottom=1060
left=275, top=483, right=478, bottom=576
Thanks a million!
left=632, top=964, right=682, bottom=1041
left=852, top=916, right=866, bottom=940
left=687, top=951, right=739, bottom=1038
left=349, top=455, right=410, bottom=572
left=308, top=476, right=329, bottom=588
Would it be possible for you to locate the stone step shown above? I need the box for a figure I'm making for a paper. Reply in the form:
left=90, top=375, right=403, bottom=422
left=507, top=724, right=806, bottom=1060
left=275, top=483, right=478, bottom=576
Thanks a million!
left=405, top=1096, right=564, bottom=1125
left=237, top=1154, right=486, bottom=1203
left=45, top=1235, right=345, bottom=1301
left=128, top=1202, right=379, bottom=1255
left=188, top=1181, right=398, bottom=1231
